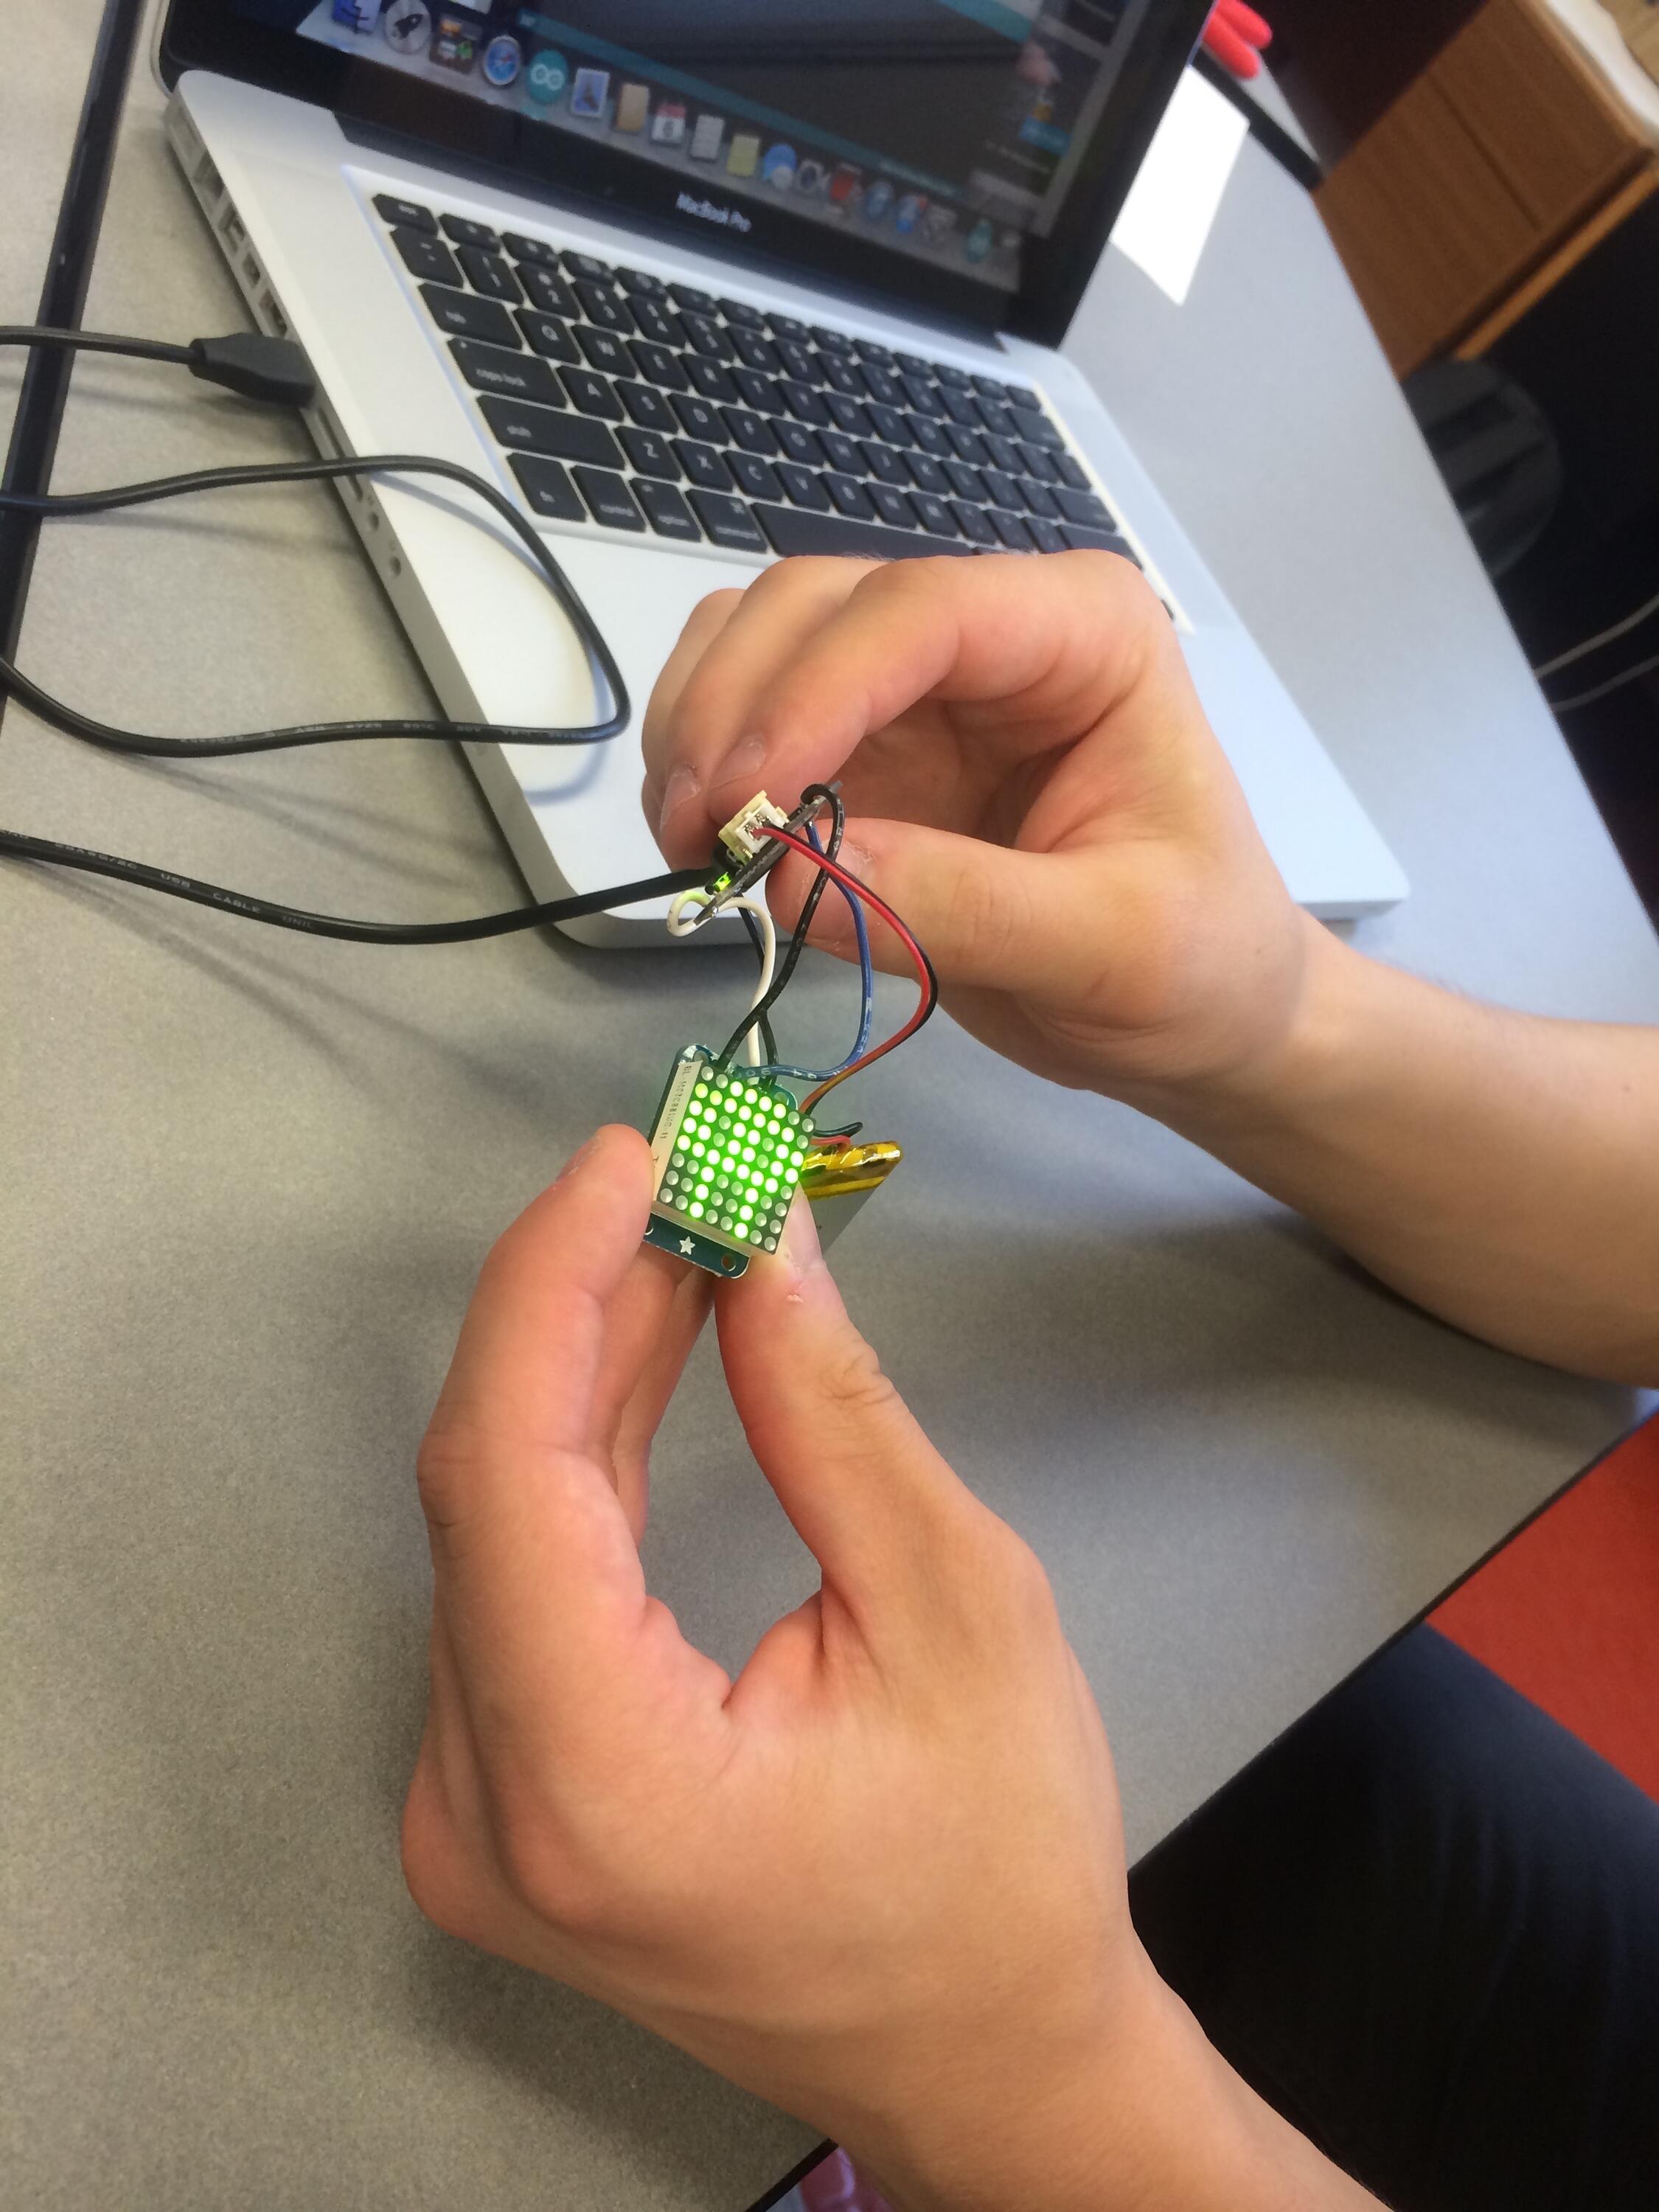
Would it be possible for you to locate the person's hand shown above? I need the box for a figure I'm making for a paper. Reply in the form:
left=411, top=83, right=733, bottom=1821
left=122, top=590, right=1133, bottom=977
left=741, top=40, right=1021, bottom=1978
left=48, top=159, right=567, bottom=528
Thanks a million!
left=403, top=1126, right=1189, bottom=2210
left=641, top=553, right=1315, bottom=1113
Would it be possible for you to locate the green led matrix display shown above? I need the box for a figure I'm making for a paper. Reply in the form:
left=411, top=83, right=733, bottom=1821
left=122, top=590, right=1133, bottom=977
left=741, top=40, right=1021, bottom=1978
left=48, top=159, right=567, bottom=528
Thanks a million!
left=648, top=1048, right=814, bottom=1258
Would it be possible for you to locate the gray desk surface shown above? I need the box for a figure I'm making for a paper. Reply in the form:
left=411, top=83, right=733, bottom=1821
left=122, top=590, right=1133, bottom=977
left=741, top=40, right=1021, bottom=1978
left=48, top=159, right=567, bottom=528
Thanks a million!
left=5, top=12, right=1658, bottom=2208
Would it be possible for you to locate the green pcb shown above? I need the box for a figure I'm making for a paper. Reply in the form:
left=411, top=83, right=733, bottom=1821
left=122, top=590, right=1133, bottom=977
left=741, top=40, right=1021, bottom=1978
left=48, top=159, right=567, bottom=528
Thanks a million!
left=647, top=1047, right=815, bottom=1264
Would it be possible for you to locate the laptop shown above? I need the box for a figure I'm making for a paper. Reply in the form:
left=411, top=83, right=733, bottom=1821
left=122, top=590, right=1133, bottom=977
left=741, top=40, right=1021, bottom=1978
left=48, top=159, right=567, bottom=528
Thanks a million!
left=152, top=1, right=1408, bottom=943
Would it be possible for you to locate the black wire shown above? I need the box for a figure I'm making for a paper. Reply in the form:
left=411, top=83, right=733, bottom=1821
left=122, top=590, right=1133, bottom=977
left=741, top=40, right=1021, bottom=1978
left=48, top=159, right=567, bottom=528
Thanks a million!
left=0, top=824, right=706, bottom=945
left=0, top=452, right=628, bottom=754
left=716, top=785, right=843, bottom=1071
left=0, top=324, right=193, bottom=369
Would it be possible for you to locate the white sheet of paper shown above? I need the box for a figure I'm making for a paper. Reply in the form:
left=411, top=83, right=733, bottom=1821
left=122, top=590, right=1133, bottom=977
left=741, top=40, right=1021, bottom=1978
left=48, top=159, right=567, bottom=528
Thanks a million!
left=1108, top=67, right=1250, bottom=307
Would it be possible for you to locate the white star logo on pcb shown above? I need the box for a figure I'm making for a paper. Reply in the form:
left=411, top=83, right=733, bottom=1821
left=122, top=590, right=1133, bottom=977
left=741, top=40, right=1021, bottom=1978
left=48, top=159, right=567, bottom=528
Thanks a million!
left=678, top=1236, right=695, bottom=1256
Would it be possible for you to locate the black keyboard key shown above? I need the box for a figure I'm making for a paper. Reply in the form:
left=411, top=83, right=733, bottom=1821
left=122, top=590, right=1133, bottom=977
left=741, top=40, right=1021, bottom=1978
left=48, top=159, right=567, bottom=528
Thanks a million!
left=911, top=490, right=957, bottom=536
left=754, top=504, right=973, bottom=562
left=689, top=490, right=768, bottom=554
left=421, top=283, right=514, bottom=344
left=508, top=453, right=585, bottom=523
left=687, top=356, right=738, bottom=403
left=520, top=265, right=579, bottom=318
left=826, top=394, right=873, bottom=438
left=634, top=479, right=701, bottom=540
left=681, top=312, right=735, bottom=362
left=768, top=312, right=809, bottom=341
left=779, top=380, right=830, bottom=426
left=502, top=230, right=560, bottom=268
left=951, top=500, right=998, bottom=546
left=811, top=324, right=856, bottom=356
left=394, top=227, right=462, bottom=286
left=630, top=338, right=689, bottom=392
left=864, top=403, right=908, bottom=446
left=718, top=296, right=767, bottom=330
left=774, top=420, right=825, bottom=467
left=575, top=325, right=631, bottom=376
left=819, top=357, right=865, bottom=398
left=934, top=363, right=974, bottom=391
left=573, top=465, right=645, bottom=532
left=1018, top=411, right=1065, bottom=452
left=944, top=459, right=987, bottom=503
left=560, top=366, right=622, bottom=420
left=942, top=389, right=981, bottom=427
left=853, top=337, right=896, bottom=368
left=517, top=308, right=580, bottom=364
left=816, top=428, right=860, bottom=476
left=616, top=265, right=668, bottom=297
left=670, top=392, right=724, bottom=442
left=1018, top=440, right=1060, bottom=481
left=1054, top=487, right=1116, bottom=530
left=981, top=468, right=1020, bottom=509
left=946, top=424, right=990, bottom=466
left=669, top=280, right=717, bottom=313
left=1060, top=524, right=1141, bottom=564
left=618, top=425, right=680, bottom=479
left=773, top=338, right=818, bottom=383
left=988, top=509, right=1034, bottom=550
left=894, top=350, right=934, bottom=378
left=732, top=368, right=783, bottom=414
left=479, top=397, right=623, bottom=468
left=861, top=441, right=909, bottom=486
left=575, top=279, right=627, bottom=332
left=377, top=195, right=434, bottom=233
left=675, top=440, right=734, bottom=491
left=562, top=250, right=612, bottom=281
left=904, top=452, right=951, bottom=495
left=450, top=340, right=562, bottom=405
left=723, top=407, right=777, bottom=456
left=824, top=473, right=876, bottom=520
left=983, top=432, right=1023, bottom=475
left=860, top=364, right=904, bottom=408
left=617, top=380, right=677, bottom=433
left=1027, top=516, right=1067, bottom=553
left=442, top=213, right=498, bottom=250
left=1006, top=386, right=1043, bottom=414
left=908, top=414, right=953, bottom=458
left=626, top=295, right=682, bottom=347
left=977, top=400, right=1018, bottom=439
left=1017, top=476, right=1060, bottom=518
left=776, top=460, right=830, bottom=510
left=869, top=483, right=919, bottom=529
left=902, top=375, right=945, bottom=417
left=731, top=330, right=780, bottom=374
left=972, top=373, right=1008, bottom=400
left=728, top=451, right=782, bottom=502
left=458, top=248, right=521, bottom=303
left=1054, top=452, right=1091, bottom=491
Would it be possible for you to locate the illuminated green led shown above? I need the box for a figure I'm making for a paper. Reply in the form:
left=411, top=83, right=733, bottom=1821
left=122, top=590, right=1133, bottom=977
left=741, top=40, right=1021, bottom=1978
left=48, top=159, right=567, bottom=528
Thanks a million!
left=740, top=1203, right=754, bottom=1220
left=764, top=1176, right=778, bottom=1192
left=782, top=1166, right=799, bottom=1185
left=689, top=1201, right=704, bottom=1218
left=734, top=1224, right=749, bottom=1240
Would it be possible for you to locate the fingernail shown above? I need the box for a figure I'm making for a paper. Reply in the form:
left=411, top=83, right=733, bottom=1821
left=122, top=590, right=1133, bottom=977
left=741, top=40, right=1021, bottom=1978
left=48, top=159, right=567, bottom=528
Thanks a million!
left=710, top=733, right=766, bottom=799
left=658, top=762, right=700, bottom=838
left=557, top=1133, right=599, bottom=1182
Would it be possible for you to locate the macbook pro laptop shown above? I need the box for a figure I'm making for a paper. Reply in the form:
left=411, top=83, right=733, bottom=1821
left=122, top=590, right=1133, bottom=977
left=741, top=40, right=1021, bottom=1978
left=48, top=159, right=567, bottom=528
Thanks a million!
left=153, top=0, right=1408, bottom=942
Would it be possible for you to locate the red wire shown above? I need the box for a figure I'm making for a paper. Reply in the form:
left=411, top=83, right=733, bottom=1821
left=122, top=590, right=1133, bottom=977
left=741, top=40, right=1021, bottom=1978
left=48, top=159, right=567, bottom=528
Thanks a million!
left=762, top=826, right=936, bottom=1113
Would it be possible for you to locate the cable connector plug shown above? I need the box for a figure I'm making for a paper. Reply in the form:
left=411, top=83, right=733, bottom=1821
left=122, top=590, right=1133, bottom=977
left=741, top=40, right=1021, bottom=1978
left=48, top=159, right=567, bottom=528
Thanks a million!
left=718, top=791, right=790, bottom=862
left=186, top=333, right=316, bottom=408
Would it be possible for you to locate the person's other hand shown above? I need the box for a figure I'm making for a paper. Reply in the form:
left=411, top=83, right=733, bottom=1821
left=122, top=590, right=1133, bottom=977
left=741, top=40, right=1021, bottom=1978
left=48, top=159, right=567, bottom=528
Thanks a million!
left=401, top=1125, right=1187, bottom=2210
left=641, top=554, right=1313, bottom=1112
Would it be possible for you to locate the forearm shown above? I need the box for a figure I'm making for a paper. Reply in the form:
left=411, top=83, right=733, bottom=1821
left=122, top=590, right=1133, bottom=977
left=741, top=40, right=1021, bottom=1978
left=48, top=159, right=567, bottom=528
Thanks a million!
left=1140, top=917, right=1659, bottom=1383
left=852, top=1964, right=1380, bottom=2212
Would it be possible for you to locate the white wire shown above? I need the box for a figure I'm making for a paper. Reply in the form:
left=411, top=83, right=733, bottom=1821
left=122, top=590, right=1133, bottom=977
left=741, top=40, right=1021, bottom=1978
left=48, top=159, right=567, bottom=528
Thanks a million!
left=1534, top=586, right=1659, bottom=679
left=666, top=888, right=776, bottom=1067
left=1547, top=648, right=1659, bottom=714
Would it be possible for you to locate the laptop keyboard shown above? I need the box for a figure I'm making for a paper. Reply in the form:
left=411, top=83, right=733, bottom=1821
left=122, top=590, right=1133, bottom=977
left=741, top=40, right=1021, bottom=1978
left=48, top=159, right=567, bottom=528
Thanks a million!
left=373, top=194, right=1143, bottom=570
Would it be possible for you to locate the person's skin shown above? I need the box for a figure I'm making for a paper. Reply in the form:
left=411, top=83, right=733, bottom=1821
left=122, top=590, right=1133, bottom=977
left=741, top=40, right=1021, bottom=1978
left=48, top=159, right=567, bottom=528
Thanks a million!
left=406, top=550, right=1657, bottom=2208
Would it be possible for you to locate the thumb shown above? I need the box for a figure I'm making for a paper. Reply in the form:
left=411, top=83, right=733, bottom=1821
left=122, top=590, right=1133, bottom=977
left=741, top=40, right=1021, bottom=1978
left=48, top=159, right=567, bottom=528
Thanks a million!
left=769, top=816, right=1105, bottom=1001
left=715, top=1194, right=1003, bottom=1634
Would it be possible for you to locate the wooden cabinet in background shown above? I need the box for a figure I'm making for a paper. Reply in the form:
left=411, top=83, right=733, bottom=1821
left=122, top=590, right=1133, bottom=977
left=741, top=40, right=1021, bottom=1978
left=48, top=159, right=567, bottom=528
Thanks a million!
left=1315, top=0, right=1655, bottom=375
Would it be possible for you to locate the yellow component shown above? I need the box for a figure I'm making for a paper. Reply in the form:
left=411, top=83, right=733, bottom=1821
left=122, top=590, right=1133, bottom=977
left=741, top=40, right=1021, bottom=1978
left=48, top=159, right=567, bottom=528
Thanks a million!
left=800, top=1140, right=902, bottom=1201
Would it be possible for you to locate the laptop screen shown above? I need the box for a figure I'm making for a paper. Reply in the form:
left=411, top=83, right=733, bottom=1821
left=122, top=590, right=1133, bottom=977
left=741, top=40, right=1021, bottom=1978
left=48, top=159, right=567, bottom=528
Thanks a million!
left=228, top=1, right=1163, bottom=299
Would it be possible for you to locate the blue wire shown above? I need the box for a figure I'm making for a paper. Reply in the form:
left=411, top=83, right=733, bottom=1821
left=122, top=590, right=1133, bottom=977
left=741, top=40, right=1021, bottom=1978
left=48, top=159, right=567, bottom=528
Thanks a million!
left=763, top=819, right=875, bottom=1083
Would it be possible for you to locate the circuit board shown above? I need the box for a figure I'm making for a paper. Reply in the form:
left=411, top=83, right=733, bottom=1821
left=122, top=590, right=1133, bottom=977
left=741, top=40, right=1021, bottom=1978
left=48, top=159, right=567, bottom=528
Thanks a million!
left=644, top=1047, right=816, bottom=1277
